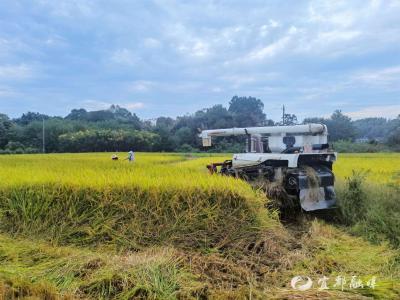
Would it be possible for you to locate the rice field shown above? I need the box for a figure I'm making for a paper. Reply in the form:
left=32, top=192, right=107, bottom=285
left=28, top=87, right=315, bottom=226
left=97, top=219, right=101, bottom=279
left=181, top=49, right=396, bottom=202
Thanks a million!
left=334, top=153, right=400, bottom=185
left=0, top=152, right=277, bottom=250
left=0, top=152, right=399, bottom=299
left=1, top=152, right=397, bottom=186
left=0, top=153, right=231, bottom=187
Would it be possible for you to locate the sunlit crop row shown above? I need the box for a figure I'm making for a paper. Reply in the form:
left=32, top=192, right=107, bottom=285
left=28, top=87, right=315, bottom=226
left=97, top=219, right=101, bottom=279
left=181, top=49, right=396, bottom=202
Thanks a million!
left=0, top=153, right=275, bottom=249
left=0, top=153, right=236, bottom=189
left=1, top=152, right=398, bottom=187
left=334, top=153, right=400, bottom=185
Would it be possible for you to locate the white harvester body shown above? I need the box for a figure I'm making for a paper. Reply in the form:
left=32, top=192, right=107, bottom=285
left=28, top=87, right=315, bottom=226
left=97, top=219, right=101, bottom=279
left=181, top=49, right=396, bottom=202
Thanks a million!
left=199, top=124, right=337, bottom=211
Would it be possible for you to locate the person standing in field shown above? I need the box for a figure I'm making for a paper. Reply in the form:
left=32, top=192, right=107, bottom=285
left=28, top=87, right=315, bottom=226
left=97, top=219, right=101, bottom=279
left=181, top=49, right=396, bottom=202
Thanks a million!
left=127, top=150, right=135, bottom=162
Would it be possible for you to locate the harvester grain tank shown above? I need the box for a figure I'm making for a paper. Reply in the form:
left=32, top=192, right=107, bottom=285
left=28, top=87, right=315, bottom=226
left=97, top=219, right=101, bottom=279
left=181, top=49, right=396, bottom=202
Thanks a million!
left=199, top=124, right=337, bottom=211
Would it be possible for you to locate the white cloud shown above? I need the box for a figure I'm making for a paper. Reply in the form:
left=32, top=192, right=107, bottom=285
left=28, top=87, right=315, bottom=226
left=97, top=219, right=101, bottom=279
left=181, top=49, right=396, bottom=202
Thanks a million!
left=316, top=30, right=361, bottom=44
left=353, top=66, right=400, bottom=87
left=165, top=23, right=213, bottom=59
left=111, top=48, right=139, bottom=66
left=191, top=41, right=210, bottom=57
left=0, top=86, right=17, bottom=97
left=293, top=0, right=400, bottom=56
left=211, top=87, right=222, bottom=93
left=37, top=0, right=96, bottom=18
left=129, top=80, right=154, bottom=92
left=0, top=64, right=33, bottom=79
left=243, top=26, right=298, bottom=61
left=259, top=20, right=280, bottom=37
left=246, top=36, right=290, bottom=60
left=307, top=1, right=357, bottom=28
left=82, top=100, right=110, bottom=110
left=44, top=34, right=68, bottom=48
left=220, top=73, right=279, bottom=89
left=297, top=84, right=348, bottom=101
left=82, top=100, right=145, bottom=111
left=293, top=26, right=362, bottom=55
left=346, top=105, right=400, bottom=119
left=259, top=25, right=269, bottom=38
left=220, top=74, right=256, bottom=88
left=162, top=81, right=203, bottom=92
left=177, top=39, right=210, bottom=58
left=0, top=38, right=10, bottom=56
left=217, top=25, right=246, bottom=47
left=143, top=38, right=161, bottom=49
left=269, top=19, right=280, bottom=28
left=124, top=102, right=145, bottom=109
left=2, top=0, right=400, bottom=119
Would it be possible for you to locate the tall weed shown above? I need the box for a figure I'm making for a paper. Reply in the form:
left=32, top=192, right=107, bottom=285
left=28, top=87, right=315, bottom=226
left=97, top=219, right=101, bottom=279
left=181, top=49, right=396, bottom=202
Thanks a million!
left=337, top=173, right=400, bottom=247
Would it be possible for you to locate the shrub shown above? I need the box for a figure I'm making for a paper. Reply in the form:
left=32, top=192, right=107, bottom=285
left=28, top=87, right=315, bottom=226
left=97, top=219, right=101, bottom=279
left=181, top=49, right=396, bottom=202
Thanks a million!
left=336, top=171, right=368, bottom=224
left=0, top=149, right=12, bottom=155
left=5, top=141, right=25, bottom=151
left=337, top=173, right=400, bottom=247
left=333, top=139, right=389, bottom=153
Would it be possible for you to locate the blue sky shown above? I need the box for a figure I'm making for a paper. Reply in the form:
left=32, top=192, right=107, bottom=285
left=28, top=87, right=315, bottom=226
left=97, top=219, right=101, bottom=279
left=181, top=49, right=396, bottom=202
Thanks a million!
left=0, top=0, right=399, bottom=122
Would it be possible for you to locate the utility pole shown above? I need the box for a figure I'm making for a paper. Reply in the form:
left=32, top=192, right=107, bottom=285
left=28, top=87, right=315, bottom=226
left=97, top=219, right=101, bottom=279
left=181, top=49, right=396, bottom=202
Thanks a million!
left=282, top=105, right=285, bottom=125
left=42, top=117, right=45, bottom=153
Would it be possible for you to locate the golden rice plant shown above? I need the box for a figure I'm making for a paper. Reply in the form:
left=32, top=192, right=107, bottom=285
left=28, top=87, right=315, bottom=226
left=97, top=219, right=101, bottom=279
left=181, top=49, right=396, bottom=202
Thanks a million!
left=334, top=153, right=400, bottom=185
left=0, top=153, right=278, bottom=250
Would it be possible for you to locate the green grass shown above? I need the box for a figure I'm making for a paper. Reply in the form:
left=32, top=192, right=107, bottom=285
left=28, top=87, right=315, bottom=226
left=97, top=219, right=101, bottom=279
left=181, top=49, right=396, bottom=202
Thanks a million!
left=337, top=172, right=400, bottom=248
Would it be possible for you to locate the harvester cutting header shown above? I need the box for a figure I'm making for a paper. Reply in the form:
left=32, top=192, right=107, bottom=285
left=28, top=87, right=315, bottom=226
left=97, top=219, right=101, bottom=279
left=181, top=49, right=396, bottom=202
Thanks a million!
left=200, top=124, right=337, bottom=211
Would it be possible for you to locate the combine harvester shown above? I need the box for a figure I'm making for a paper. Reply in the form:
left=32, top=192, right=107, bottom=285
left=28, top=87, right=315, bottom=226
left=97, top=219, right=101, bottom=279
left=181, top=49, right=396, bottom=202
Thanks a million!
left=200, top=124, right=337, bottom=211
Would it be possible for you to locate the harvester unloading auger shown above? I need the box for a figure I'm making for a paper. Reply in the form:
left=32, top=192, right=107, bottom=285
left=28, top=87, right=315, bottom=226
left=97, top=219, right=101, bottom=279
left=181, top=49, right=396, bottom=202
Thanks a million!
left=199, top=124, right=337, bottom=211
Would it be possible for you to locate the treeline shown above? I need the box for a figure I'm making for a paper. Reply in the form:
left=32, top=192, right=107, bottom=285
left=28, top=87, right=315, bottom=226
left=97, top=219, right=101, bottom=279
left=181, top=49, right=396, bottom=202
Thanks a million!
left=0, top=96, right=399, bottom=153
left=304, top=111, right=400, bottom=152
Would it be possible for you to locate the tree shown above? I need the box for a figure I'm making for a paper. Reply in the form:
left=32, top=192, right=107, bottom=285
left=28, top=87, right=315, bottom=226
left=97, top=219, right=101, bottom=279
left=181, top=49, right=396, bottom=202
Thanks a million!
left=153, top=117, right=177, bottom=151
left=174, top=127, right=193, bottom=145
left=0, top=114, right=13, bottom=148
left=282, top=113, right=298, bottom=125
left=65, top=109, right=88, bottom=120
left=5, top=141, right=25, bottom=151
left=228, top=96, right=266, bottom=127
left=303, top=111, right=356, bottom=142
left=58, top=129, right=160, bottom=152
left=303, top=117, right=326, bottom=124
left=353, top=118, right=390, bottom=140
left=198, top=105, right=233, bottom=129
left=387, top=115, right=400, bottom=148
left=328, top=110, right=356, bottom=141
left=14, top=112, right=50, bottom=125
left=65, top=105, right=142, bottom=129
left=156, top=117, right=175, bottom=130
left=3, top=103, right=399, bottom=154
